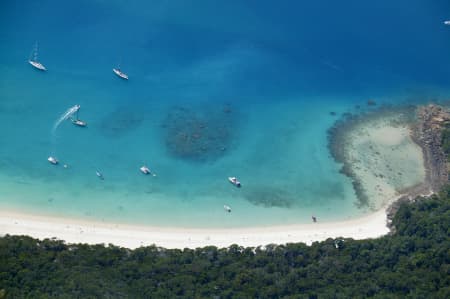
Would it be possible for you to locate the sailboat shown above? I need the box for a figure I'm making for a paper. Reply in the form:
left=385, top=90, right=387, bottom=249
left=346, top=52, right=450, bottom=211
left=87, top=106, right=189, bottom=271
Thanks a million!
left=28, top=42, right=47, bottom=71
left=70, top=106, right=87, bottom=127
left=113, top=61, right=128, bottom=80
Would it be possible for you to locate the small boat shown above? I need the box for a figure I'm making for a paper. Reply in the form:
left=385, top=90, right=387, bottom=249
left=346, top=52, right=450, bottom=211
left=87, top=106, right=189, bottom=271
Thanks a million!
left=444, top=20, right=450, bottom=25
left=113, top=68, right=128, bottom=80
left=48, top=156, right=58, bottom=165
left=29, top=42, right=47, bottom=71
left=228, top=177, right=241, bottom=188
left=140, top=166, right=156, bottom=176
left=224, top=205, right=232, bottom=213
left=96, top=171, right=104, bottom=180
left=71, top=119, right=87, bottom=127
left=69, top=106, right=86, bottom=127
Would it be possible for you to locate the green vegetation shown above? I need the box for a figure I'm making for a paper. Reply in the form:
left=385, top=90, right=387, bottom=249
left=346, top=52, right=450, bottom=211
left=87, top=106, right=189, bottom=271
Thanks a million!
left=0, top=194, right=449, bottom=298
left=441, top=126, right=450, bottom=160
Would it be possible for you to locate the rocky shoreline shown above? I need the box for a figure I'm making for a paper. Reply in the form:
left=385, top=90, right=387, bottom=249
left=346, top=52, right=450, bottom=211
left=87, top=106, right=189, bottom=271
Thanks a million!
left=410, top=104, right=450, bottom=192
left=327, top=104, right=450, bottom=232
left=387, top=104, right=450, bottom=232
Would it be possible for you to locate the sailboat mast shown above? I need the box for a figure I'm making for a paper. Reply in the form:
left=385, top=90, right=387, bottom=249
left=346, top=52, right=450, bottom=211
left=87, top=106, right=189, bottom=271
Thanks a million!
left=33, top=42, right=38, bottom=62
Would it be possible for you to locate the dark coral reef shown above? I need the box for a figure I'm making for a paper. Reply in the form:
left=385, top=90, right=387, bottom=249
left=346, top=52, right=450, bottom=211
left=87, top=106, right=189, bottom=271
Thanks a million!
left=242, top=186, right=295, bottom=208
left=161, top=103, right=239, bottom=162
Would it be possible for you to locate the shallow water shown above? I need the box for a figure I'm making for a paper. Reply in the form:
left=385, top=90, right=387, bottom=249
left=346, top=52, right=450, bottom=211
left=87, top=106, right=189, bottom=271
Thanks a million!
left=0, top=1, right=449, bottom=227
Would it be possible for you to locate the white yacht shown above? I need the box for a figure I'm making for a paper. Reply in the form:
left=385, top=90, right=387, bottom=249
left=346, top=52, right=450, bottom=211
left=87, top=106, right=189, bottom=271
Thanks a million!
left=228, top=177, right=241, bottom=188
left=70, top=105, right=86, bottom=127
left=48, top=156, right=58, bottom=165
left=71, top=118, right=87, bottom=127
left=140, top=166, right=156, bottom=176
left=113, top=67, right=128, bottom=80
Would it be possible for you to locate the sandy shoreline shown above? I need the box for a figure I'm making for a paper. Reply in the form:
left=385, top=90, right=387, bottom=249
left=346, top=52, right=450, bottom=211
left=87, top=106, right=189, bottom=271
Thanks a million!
left=0, top=208, right=390, bottom=249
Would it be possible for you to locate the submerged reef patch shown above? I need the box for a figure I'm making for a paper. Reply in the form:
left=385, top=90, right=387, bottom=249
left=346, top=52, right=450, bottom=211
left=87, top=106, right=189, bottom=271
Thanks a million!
left=161, top=103, right=238, bottom=162
left=99, top=107, right=145, bottom=138
left=242, top=187, right=295, bottom=208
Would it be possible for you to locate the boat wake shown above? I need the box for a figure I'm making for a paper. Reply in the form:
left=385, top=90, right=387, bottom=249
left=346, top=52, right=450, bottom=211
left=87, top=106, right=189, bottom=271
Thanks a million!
left=52, top=105, right=80, bottom=134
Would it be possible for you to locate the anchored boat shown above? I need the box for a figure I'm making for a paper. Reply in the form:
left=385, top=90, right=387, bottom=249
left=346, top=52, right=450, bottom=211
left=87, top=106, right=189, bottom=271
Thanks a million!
left=140, top=166, right=156, bottom=176
left=228, top=177, right=241, bottom=188
left=48, top=156, right=58, bottom=165
left=70, top=105, right=87, bottom=127
left=113, top=66, right=128, bottom=80
left=72, top=119, right=87, bottom=127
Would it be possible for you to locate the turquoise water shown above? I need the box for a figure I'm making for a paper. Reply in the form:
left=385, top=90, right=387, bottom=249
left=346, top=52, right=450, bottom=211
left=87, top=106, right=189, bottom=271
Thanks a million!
left=1, top=0, right=450, bottom=227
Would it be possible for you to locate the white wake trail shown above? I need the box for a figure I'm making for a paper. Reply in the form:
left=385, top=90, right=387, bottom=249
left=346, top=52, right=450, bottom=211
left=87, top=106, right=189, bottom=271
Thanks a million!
left=52, top=105, right=80, bottom=134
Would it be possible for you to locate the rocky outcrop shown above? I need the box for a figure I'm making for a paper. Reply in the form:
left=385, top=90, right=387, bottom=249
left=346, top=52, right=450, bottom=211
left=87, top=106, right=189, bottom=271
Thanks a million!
left=411, top=104, right=450, bottom=192
left=386, top=104, right=450, bottom=233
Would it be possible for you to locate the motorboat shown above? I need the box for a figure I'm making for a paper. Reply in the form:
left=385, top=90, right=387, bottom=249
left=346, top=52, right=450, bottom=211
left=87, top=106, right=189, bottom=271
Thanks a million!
left=29, top=42, right=47, bottom=71
left=444, top=20, right=450, bottom=25
left=140, top=166, right=156, bottom=176
left=48, top=156, right=58, bottom=165
left=224, top=205, right=232, bottom=213
left=228, top=177, right=241, bottom=188
left=140, top=166, right=150, bottom=174
left=72, top=118, right=87, bottom=127
left=113, top=68, right=129, bottom=80
left=96, top=171, right=104, bottom=180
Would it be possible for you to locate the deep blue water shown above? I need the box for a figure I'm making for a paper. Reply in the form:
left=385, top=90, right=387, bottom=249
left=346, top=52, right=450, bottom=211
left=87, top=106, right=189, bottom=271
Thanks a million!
left=0, top=0, right=449, bottom=227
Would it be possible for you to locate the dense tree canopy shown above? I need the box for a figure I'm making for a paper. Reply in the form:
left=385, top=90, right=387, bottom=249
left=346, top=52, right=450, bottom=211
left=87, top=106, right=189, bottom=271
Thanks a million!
left=0, top=193, right=449, bottom=298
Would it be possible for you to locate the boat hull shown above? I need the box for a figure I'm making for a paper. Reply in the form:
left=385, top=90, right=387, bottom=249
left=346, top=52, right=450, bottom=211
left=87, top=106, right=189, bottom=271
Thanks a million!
left=72, top=119, right=87, bottom=127
left=29, top=60, right=46, bottom=71
left=228, top=177, right=241, bottom=187
left=113, top=68, right=128, bottom=80
left=140, top=166, right=150, bottom=174
left=48, top=156, right=58, bottom=165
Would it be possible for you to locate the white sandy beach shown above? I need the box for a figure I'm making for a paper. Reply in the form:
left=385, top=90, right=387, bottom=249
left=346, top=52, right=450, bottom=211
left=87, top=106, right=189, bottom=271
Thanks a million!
left=0, top=208, right=390, bottom=249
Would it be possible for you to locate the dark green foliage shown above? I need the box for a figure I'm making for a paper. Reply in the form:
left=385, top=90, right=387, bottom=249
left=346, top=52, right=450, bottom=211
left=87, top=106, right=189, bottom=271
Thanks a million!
left=441, top=127, right=450, bottom=160
left=1, top=195, right=449, bottom=298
